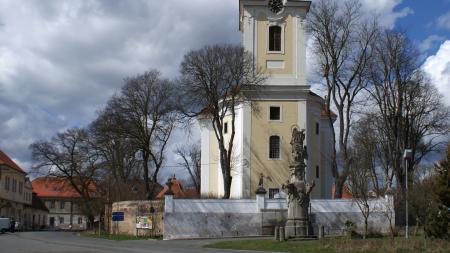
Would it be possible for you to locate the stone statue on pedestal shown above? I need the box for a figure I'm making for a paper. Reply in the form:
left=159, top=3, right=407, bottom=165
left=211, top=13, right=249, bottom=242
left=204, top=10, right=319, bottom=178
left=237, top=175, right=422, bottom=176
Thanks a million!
left=282, top=128, right=315, bottom=238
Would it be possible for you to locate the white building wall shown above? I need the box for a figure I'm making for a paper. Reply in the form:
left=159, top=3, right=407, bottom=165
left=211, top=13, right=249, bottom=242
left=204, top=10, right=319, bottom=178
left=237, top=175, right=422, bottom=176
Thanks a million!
left=164, top=194, right=395, bottom=239
left=200, top=121, right=211, bottom=197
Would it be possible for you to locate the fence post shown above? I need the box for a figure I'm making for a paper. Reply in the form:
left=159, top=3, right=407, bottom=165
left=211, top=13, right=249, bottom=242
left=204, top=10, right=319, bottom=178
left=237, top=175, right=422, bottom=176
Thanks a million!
left=279, top=227, right=285, bottom=241
left=256, top=193, right=266, bottom=212
left=255, top=183, right=266, bottom=212
left=318, top=225, right=325, bottom=239
left=164, top=194, right=174, bottom=213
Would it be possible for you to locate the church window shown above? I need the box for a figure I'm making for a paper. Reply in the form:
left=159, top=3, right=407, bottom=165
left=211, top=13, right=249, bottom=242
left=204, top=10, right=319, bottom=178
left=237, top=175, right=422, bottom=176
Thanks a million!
left=269, top=188, right=280, bottom=199
left=269, top=135, right=281, bottom=159
left=268, top=25, right=282, bottom=52
left=269, top=106, right=281, bottom=121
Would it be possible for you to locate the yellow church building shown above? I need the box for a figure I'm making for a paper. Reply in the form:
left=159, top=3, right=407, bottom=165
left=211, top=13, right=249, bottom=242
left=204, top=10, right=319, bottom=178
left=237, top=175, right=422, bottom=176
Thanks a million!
left=200, top=0, right=335, bottom=199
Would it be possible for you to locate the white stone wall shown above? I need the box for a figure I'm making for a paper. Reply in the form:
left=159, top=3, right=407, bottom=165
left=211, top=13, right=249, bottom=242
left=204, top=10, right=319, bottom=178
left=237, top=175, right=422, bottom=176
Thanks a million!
left=163, top=195, right=394, bottom=239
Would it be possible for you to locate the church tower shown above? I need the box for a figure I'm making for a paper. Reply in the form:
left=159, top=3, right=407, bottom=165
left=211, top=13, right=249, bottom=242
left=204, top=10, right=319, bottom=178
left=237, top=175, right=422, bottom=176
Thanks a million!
left=240, top=0, right=309, bottom=87
left=200, top=0, right=334, bottom=199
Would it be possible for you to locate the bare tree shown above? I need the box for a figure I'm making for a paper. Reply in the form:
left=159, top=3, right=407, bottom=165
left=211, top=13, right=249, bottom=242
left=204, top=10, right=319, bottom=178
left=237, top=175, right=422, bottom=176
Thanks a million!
left=30, top=128, right=101, bottom=224
left=178, top=44, right=266, bottom=198
left=347, top=154, right=373, bottom=239
left=367, top=30, right=450, bottom=194
left=89, top=106, right=142, bottom=202
left=110, top=70, right=178, bottom=199
left=308, top=0, right=378, bottom=198
left=351, top=118, right=382, bottom=196
left=175, top=143, right=201, bottom=193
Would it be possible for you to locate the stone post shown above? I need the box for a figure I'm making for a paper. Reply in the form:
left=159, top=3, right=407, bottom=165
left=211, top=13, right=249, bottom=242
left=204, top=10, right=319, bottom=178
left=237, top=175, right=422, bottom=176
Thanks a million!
left=164, top=178, right=174, bottom=214
left=318, top=225, right=325, bottom=239
left=164, top=178, right=174, bottom=213
left=274, top=226, right=279, bottom=240
left=255, top=177, right=266, bottom=212
left=279, top=227, right=285, bottom=241
left=256, top=192, right=266, bottom=212
left=164, top=194, right=173, bottom=213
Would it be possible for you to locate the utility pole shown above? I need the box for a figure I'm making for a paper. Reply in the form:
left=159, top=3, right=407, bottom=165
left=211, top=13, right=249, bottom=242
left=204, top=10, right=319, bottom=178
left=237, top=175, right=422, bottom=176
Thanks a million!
left=403, top=149, right=413, bottom=239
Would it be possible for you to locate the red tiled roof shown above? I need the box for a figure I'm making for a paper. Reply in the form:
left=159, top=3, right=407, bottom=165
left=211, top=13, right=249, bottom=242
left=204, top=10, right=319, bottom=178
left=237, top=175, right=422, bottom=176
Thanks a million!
left=32, top=177, right=89, bottom=198
left=0, top=149, right=26, bottom=174
left=156, top=179, right=199, bottom=199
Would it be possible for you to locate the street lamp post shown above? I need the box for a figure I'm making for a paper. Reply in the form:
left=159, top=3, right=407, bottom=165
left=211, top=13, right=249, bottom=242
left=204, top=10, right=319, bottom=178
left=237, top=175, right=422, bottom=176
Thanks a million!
left=403, top=149, right=413, bottom=239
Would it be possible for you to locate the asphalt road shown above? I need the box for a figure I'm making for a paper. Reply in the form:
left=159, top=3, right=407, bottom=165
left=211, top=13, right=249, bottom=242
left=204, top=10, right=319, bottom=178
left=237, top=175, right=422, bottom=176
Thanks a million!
left=0, top=231, right=264, bottom=253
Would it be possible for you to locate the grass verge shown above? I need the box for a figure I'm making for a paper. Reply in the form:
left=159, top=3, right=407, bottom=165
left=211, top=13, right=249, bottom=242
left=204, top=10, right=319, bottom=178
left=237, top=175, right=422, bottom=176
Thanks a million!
left=205, top=237, right=450, bottom=253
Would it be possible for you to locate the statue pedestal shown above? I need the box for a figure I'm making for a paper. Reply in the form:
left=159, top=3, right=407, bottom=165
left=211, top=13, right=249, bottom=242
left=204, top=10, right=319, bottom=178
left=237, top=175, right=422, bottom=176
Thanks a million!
left=285, top=218, right=308, bottom=238
left=281, top=128, right=314, bottom=239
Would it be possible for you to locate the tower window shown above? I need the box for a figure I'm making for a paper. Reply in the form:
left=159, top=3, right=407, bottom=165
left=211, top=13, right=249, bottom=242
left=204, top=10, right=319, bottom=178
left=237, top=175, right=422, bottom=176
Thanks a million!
left=269, top=135, right=281, bottom=159
left=269, top=26, right=282, bottom=52
left=269, top=106, right=281, bottom=121
left=316, top=166, right=320, bottom=178
left=224, top=122, right=228, bottom=134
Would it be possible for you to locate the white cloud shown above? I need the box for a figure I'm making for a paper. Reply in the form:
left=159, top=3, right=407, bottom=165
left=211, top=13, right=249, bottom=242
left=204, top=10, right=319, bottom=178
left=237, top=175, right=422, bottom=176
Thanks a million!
left=0, top=0, right=239, bottom=171
left=437, top=11, right=450, bottom=30
left=360, top=0, right=413, bottom=28
left=419, top=35, right=445, bottom=52
left=422, top=40, right=450, bottom=106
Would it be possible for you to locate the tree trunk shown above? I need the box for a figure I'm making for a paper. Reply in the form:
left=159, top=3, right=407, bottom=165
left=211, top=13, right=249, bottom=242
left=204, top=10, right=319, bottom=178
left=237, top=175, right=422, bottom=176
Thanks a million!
left=334, top=176, right=346, bottom=198
left=142, top=151, right=151, bottom=200
left=222, top=171, right=232, bottom=199
left=364, top=219, right=368, bottom=239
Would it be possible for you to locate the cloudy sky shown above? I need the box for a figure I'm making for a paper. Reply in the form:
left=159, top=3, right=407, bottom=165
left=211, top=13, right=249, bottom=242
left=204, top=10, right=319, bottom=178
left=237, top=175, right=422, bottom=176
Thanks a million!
left=0, top=0, right=449, bottom=179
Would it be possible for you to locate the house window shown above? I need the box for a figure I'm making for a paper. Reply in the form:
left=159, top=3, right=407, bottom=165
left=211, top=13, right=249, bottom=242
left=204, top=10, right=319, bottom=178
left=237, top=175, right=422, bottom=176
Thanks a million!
left=59, top=217, right=64, bottom=224
left=60, top=201, right=65, bottom=209
left=269, top=106, right=281, bottom=121
left=269, top=135, right=281, bottom=159
left=269, top=188, right=280, bottom=199
left=50, top=201, right=55, bottom=209
left=12, top=179, right=16, bottom=192
left=4, top=176, right=9, bottom=191
left=269, top=25, right=282, bottom=52
left=316, top=166, right=320, bottom=179
left=224, top=122, right=228, bottom=134
left=316, top=122, right=319, bottom=135
left=78, top=217, right=83, bottom=225
left=19, top=182, right=23, bottom=194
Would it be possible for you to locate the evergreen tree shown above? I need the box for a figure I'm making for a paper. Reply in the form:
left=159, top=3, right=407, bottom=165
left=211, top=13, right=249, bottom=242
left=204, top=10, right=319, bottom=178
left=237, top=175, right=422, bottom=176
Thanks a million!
left=424, top=142, right=450, bottom=239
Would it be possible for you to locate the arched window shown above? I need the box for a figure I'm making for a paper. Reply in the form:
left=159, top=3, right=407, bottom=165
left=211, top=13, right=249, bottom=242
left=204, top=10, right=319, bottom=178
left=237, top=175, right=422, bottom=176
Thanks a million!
left=268, top=26, right=282, bottom=52
left=269, top=135, right=281, bottom=159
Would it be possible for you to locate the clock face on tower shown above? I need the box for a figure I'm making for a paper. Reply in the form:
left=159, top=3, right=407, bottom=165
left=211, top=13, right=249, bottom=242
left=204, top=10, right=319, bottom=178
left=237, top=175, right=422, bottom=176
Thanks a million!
left=268, top=0, right=284, bottom=14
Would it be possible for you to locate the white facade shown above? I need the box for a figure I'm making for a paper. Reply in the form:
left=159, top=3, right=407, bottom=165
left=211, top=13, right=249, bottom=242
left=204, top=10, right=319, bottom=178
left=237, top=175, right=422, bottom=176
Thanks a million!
left=200, top=0, right=334, bottom=199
